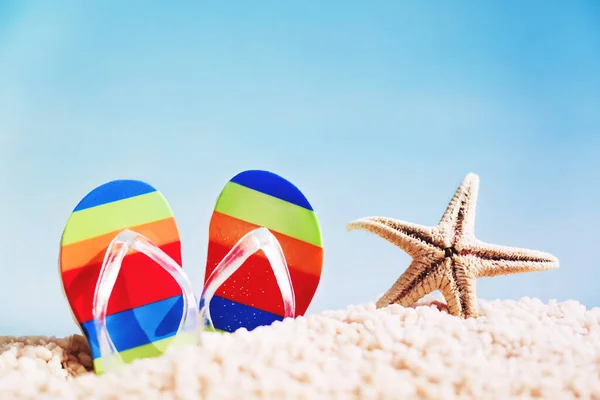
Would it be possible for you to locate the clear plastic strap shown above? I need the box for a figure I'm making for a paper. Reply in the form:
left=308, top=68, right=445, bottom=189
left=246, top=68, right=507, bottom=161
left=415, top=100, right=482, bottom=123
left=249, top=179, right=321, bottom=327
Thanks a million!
left=199, top=227, right=296, bottom=332
left=92, top=229, right=199, bottom=374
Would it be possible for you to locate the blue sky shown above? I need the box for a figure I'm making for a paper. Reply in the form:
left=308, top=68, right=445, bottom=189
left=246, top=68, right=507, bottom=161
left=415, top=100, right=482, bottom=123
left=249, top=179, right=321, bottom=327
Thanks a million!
left=0, top=1, right=598, bottom=336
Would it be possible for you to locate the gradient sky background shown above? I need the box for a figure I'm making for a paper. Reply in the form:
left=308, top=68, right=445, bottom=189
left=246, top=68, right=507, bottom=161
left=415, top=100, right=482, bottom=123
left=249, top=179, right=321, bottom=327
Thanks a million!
left=0, top=1, right=598, bottom=336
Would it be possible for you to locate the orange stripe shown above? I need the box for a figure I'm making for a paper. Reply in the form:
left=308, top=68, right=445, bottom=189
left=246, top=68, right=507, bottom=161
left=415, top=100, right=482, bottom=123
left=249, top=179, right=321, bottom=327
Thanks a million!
left=208, top=211, right=323, bottom=278
left=60, top=217, right=179, bottom=273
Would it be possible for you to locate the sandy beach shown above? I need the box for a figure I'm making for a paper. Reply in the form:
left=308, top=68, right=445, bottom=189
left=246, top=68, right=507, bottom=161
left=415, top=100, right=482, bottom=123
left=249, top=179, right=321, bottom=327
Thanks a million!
left=0, top=296, right=598, bottom=400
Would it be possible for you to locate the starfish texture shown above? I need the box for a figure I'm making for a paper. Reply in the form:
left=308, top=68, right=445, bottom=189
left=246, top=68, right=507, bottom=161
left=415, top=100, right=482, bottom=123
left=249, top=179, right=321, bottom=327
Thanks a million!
left=347, top=173, right=559, bottom=319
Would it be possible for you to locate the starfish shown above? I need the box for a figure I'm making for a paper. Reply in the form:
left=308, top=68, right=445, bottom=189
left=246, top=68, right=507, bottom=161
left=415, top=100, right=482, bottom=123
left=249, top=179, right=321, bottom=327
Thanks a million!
left=347, top=173, right=559, bottom=319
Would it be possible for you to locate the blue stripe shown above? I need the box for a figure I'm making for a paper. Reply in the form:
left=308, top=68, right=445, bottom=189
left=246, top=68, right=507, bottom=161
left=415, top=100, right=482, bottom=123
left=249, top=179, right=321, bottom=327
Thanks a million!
left=73, top=180, right=157, bottom=212
left=202, top=295, right=284, bottom=333
left=81, top=295, right=183, bottom=360
left=229, top=170, right=314, bottom=211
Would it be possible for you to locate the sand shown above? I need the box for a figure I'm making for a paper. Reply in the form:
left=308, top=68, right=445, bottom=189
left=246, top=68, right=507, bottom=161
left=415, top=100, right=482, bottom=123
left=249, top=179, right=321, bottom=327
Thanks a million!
left=0, top=296, right=599, bottom=400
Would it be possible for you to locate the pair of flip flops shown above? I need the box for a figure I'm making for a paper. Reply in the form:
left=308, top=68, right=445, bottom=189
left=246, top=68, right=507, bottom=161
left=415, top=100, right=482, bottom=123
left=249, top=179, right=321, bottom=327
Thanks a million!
left=59, top=170, right=324, bottom=375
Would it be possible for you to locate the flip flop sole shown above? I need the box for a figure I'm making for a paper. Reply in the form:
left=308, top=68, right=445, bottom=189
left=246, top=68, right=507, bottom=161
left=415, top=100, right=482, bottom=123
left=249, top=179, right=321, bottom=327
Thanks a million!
left=205, top=170, right=323, bottom=332
left=59, top=180, right=184, bottom=374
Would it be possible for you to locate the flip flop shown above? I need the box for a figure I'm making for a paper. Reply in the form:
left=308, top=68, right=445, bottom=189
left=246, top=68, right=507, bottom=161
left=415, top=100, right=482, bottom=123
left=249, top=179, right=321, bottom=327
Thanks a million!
left=59, top=180, right=197, bottom=375
left=203, top=170, right=324, bottom=332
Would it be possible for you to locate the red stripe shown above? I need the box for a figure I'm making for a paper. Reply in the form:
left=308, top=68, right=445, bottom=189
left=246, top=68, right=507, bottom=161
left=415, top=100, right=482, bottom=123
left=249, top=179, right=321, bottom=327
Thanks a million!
left=205, top=241, right=321, bottom=317
left=62, top=241, right=183, bottom=324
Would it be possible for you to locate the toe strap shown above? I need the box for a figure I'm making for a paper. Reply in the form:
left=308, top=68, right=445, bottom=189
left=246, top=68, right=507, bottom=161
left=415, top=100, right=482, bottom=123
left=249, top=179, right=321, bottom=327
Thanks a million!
left=92, top=229, right=199, bottom=374
left=199, top=227, right=296, bottom=332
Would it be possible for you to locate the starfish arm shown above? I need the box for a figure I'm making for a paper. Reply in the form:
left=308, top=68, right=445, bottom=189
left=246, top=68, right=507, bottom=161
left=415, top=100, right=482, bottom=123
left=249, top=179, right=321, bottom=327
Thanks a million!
left=465, top=241, right=559, bottom=278
left=376, top=258, right=445, bottom=309
left=441, top=257, right=480, bottom=318
left=347, top=217, right=441, bottom=258
left=437, top=173, right=480, bottom=244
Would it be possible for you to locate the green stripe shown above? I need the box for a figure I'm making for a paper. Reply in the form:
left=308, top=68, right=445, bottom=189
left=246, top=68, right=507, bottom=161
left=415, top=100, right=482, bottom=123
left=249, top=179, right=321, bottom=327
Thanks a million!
left=62, top=192, right=173, bottom=246
left=204, top=326, right=227, bottom=334
left=93, top=332, right=196, bottom=375
left=93, top=329, right=235, bottom=374
left=215, top=182, right=322, bottom=247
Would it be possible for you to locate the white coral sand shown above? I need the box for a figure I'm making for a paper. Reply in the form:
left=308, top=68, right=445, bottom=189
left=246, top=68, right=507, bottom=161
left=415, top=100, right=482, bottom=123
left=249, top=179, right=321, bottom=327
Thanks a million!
left=1, top=296, right=599, bottom=400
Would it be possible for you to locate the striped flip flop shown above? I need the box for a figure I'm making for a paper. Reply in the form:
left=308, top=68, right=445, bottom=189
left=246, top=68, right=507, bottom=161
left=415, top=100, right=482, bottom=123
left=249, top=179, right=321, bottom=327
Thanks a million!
left=59, top=180, right=197, bottom=374
left=203, top=170, right=324, bottom=332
